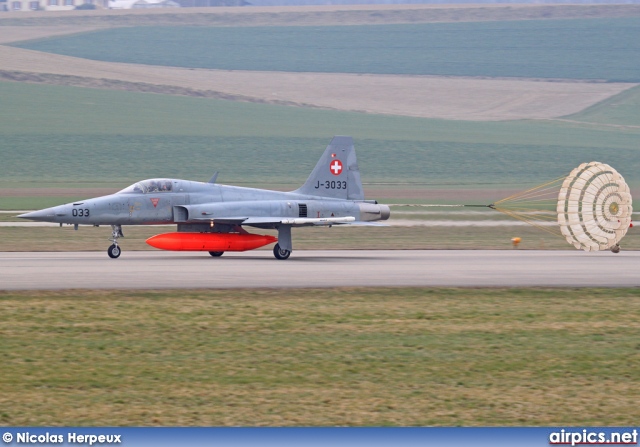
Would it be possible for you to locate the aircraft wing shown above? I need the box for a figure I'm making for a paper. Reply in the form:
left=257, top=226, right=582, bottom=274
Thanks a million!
left=190, top=216, right=357, bottom=226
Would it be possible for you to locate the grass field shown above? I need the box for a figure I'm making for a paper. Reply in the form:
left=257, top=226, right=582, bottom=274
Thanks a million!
left=12, top=19, right=640, bottom=81
left=1, top=288, right=639, bottom=426
left=0, top=224, right=582, bottom=252
left=2, top=218, right=640, bottom=252
left=565, top=84, right=640, bottom=127
left=1, top=81, right=639, bottom=202
left=3, top=46, right=629, bottom=122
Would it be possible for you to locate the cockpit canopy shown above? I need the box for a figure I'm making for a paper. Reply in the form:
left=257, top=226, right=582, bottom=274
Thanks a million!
left=118, top=179, right=174, bottom=194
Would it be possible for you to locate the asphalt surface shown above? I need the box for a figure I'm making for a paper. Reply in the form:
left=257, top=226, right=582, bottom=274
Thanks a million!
left=0, top=250, right=638, bottom=290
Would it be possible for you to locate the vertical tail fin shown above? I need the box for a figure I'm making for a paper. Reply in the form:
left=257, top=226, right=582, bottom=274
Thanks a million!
left=293, top=136, right=364, bottom=200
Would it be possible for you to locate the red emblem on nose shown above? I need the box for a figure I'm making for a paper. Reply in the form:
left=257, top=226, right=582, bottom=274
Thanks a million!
left=330, top=160, right=343, bottom=176
left=150, top=198, right=159, bottom=208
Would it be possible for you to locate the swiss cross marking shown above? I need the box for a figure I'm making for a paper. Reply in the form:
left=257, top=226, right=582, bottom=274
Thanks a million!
left=330, top=160, right=343, bottom=176
left=150, top=198, right=159, bottom=208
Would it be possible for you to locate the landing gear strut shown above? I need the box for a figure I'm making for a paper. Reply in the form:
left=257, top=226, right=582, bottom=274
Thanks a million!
left=108, top=225, right=124, bottom=259
left=273, top=225, right=292, bottom=260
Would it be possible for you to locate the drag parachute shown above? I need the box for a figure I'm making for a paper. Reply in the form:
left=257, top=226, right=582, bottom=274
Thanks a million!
left=558, top=162, right=632, bottom=251
left=492, top=162, right=633, bottom=252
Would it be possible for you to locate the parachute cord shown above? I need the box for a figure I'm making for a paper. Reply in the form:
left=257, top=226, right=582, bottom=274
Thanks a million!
left=504, top=198, right=558, bottom=205
left=496, top=184, right=563, bottom=204
left=494, top=176, right=564, bottom=204
left=493, top=207, right=563, bottom=238
left=493, top=176, right=565, bottom=205
left=499, top=189, right=561, bottom=204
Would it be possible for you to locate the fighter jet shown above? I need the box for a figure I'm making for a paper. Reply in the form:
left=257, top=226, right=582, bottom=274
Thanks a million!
left=19, top=136, right=390, bottom=259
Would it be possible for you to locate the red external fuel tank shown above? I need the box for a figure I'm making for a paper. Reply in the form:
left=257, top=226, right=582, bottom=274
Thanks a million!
left=146, top=232, right=277, bottom=252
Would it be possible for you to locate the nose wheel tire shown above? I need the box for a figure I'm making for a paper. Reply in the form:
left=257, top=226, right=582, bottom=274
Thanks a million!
left=273, top=244, right=291, bottom=260
left=107, top=225, right=123, bottom=259
left=209, top=251, right=224, bottom=257
left=611, top=244, right=621, bottom=254
left=108, top=244, right=121, bottom=259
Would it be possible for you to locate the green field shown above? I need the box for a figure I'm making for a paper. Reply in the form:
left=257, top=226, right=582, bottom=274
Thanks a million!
left=12, top=19, right=640, bottom=81
left=1, top=81, right=640, bottom=204
left=1, top=288, right=639, bottom=426
left=0, top=223, right=622, bottom=253
left=565, top=84, right=640, bottom=127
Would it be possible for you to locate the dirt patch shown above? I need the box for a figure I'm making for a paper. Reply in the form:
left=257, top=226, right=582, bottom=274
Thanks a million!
left=0, top=5, right=637, bottom=121
left=1, top=4, right=640, bottom=29
left=0, top=25, right=109, bottom=44
left=0, top=70, right=326, bottom=109
left=0, top=46, right=634, bottom=121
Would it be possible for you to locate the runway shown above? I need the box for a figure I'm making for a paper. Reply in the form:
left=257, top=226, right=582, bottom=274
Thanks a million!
left=0, top=250, right=638, bottom=290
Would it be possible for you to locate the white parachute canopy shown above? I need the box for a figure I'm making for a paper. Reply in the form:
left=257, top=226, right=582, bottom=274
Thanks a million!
left=557, top=162, right=632, bottom=251
left=492, top=162, right=633, bottom=251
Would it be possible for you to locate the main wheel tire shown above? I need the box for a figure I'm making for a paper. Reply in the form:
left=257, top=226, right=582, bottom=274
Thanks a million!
left=209, top=251, right=224, bottom=257
left=273, top=243, right=291, bottom=260
left=108, top=244, right=121, bottom=259
left=611, top=244, right=621, bottom=254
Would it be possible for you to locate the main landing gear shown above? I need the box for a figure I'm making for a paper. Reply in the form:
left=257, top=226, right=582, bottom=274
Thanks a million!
left=108, top=225, right=124, bottom=259
left=273, top=225, right=292, bottom=260
left=209, top=251, right=224, bottom=257
left=273, top=244, right=291, bottom=260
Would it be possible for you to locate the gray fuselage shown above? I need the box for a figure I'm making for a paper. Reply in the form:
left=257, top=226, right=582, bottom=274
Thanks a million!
left=21, top=179, right=390, bottom=228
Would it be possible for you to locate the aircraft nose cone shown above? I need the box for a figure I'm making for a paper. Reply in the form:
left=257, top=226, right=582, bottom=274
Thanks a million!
left=18, top=209, right=56, bottom=221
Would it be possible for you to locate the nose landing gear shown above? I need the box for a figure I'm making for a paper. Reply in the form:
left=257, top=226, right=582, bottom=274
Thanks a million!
left=108, top=225, right=124, bottom=259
